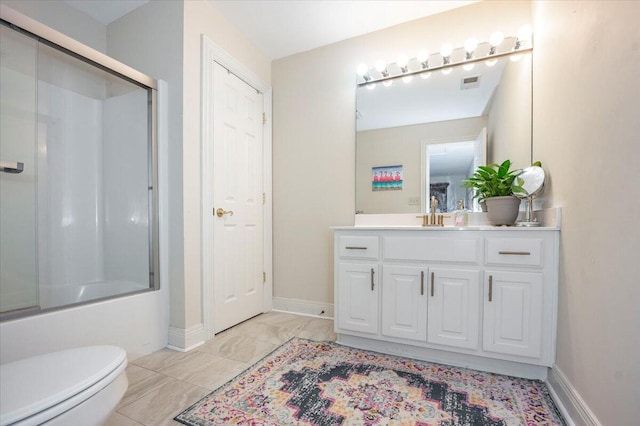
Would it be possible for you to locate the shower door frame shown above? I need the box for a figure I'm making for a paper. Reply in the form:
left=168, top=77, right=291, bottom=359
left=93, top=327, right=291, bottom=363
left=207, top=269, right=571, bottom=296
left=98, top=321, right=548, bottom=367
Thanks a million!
left=0, top=5, right=160, bottom=320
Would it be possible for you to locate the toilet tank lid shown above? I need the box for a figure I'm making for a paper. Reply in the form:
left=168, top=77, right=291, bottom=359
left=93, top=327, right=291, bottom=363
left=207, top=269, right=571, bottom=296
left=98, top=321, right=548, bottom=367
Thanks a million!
left=0, top=345, right=127, bottom=424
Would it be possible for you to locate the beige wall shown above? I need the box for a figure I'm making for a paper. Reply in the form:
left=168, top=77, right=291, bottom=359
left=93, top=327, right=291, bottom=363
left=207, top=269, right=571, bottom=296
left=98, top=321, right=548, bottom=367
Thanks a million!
left=487, top=55, right=532, bottom=169
left=356, top=117, right=486, bottom=214
left=181, top=0, right=271, bottom=327
left=110, top=0, right=271, bottom=331
left=272, top=1, right=531, bottom=304
left=532, top=1, right=640, bottom=424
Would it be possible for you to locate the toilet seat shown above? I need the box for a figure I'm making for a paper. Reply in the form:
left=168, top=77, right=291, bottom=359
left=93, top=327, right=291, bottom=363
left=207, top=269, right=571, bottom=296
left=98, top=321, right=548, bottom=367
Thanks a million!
left=0, top=346, right=127, bottom=425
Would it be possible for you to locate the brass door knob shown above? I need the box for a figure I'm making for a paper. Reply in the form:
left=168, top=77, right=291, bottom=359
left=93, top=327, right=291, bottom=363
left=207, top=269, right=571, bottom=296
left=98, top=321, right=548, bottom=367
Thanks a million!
left=215, top=208, right=234, bottom=218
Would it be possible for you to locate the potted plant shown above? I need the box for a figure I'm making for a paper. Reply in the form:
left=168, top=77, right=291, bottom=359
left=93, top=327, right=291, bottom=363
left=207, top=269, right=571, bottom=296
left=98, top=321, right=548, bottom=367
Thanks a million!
left=462, top=159, right=526, bottom=225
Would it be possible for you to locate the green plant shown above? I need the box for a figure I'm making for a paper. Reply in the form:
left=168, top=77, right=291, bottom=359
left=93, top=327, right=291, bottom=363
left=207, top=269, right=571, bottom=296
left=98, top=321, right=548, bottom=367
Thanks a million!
left=462, top=159, right=526, bottom=202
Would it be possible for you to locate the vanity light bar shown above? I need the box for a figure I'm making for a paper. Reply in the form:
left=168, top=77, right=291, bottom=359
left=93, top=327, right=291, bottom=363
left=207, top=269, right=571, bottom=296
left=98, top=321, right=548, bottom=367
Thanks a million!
left=357, top=28, right=533, bottom=87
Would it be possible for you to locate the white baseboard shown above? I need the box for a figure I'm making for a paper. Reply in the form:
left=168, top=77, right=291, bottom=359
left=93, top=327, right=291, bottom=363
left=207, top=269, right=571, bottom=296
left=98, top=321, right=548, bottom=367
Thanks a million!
left=546, top=365, right=601, bottom=426
left=272, top=297, right=334, bottom=319
left=167, top=323, right=205, bottom=352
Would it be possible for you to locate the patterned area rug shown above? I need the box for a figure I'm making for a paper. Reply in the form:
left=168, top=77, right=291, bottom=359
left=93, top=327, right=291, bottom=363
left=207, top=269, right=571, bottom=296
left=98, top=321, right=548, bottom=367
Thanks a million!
left=175, top=338, right=564, bottom=425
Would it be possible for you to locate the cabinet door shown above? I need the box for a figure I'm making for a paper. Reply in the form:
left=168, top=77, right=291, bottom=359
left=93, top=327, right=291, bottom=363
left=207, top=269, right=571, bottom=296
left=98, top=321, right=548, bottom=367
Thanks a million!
left=381, top=265, right=427, bottom=342
left=337, top=263, right=379, bottom=335
left=483, top=271, right=543, bottom=358
left=427, top=269, right=480, bottom=350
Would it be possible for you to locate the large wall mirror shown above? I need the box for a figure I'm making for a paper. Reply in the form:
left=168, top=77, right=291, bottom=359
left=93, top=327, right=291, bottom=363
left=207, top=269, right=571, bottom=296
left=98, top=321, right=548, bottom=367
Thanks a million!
left=356, top=51, right=532, bottom=214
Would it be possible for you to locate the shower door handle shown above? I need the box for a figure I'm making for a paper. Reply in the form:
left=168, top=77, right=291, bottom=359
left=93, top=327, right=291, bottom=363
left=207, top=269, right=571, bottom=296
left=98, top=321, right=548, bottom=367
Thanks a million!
left=0, top=161, right=24, bottom=174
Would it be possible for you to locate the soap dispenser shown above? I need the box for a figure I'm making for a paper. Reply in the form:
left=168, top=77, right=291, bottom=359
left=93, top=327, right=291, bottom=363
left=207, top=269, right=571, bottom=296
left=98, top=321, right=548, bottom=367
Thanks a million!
left=454, top=200, right=468, bottom=226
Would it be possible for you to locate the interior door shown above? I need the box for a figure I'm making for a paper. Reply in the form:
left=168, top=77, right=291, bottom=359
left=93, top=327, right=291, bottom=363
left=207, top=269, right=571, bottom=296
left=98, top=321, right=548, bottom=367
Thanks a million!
left=0, top=25, right=39, bottom=315
left=212, top=62, right=264, bottom=333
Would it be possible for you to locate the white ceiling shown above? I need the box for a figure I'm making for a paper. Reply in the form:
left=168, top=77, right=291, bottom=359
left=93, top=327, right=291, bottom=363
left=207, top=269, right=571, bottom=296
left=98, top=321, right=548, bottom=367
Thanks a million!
left=210, top=1, right=478, bottom=59
left=64, top=1, right=149, bottom=25
left=64, top=0, right=477, bottom=59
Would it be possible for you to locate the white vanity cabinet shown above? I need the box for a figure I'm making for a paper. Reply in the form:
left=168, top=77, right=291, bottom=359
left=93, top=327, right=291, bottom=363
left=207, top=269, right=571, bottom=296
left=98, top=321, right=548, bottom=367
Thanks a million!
left=333, top=227, right=560, bottom=380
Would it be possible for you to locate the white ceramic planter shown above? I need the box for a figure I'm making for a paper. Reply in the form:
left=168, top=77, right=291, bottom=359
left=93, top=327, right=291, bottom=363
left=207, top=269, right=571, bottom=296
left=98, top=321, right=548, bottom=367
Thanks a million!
left=485, top=196, right=521, bottom=225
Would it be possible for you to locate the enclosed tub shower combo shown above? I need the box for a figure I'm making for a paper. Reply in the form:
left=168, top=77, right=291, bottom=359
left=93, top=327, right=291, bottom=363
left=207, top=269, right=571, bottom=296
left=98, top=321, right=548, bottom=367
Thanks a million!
left=0, top=11, right=159, bottom=319
left=0, top=7, right=163, bottom=424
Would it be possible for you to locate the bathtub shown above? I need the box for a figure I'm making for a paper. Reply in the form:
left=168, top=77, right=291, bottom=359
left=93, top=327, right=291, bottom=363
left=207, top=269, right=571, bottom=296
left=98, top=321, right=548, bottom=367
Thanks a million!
left=40, top=280, right=151, bottom=308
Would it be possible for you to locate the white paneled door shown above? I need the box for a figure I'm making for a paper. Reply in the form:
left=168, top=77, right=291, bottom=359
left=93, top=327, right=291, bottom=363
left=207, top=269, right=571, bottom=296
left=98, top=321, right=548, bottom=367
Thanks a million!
left=212, top=62, right=264, bottom=333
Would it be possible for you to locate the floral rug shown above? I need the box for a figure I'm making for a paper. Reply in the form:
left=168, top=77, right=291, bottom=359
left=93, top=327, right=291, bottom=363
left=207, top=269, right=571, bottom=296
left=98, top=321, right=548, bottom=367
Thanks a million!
left=175, top=338, right=565, bottom=425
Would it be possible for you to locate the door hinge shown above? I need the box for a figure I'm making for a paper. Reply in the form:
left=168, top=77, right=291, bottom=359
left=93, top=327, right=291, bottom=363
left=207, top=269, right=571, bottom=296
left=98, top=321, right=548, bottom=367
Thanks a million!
left=262, top=192, right=266, bottom=205
left=263, top=272, right=266, bottom=283
left=262, top=112, right=266, bottom=125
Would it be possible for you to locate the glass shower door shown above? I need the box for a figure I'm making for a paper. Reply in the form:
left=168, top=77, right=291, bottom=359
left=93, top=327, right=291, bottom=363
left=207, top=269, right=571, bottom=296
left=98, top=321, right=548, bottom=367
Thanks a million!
left=0, top=24, right=39, bottom=314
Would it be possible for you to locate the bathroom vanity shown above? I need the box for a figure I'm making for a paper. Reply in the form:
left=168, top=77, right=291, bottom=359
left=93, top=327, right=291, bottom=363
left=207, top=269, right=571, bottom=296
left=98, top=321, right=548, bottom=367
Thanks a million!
left=333, top=216, right=560, bottom=380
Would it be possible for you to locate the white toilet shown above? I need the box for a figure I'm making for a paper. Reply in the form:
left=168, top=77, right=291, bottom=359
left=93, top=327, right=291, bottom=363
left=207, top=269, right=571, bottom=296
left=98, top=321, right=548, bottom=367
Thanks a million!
left=0, top=346, right=128, bottom=425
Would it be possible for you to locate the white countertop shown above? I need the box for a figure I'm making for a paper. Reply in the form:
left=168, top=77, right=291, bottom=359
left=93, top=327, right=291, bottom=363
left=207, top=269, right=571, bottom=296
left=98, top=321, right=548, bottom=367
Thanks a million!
left=332, top=225, right=560, bottom=231
left=337, top=207, right=561, bottom=231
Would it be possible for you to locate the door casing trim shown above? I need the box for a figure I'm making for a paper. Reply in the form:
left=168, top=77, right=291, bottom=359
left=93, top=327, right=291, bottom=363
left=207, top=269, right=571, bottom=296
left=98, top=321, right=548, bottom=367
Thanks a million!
left=201, top=35, right=273, bottom=341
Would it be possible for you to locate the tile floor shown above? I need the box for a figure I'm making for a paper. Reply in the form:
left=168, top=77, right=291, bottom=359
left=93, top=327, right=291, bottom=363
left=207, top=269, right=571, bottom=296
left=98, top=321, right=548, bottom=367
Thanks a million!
left=105, top=311, right=336, bottom=425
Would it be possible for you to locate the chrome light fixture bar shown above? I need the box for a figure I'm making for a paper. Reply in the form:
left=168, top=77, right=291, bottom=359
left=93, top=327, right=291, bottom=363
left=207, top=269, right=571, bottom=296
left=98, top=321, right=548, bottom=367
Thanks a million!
left=356, top=28, right=533, bottom=87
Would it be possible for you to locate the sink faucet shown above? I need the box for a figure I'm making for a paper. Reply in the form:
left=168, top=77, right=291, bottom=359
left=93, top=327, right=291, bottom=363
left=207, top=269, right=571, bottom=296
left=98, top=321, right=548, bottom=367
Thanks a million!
left=417, top=196, right=444, bottom=226
left=430, top=195, right=438, bottom=223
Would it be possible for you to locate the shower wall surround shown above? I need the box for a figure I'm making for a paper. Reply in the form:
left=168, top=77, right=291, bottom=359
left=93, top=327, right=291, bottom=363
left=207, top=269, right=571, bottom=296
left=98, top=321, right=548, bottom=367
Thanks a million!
left=1, top=10, right=158, bottom=318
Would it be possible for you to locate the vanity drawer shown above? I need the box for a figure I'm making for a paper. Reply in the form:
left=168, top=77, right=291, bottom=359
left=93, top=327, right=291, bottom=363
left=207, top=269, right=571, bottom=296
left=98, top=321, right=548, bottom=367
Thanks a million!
left=338, top=236, right=380, bottom=259
left=383, top=236, right=479, bottom=263
left=485, top=238, right=543, bottom=267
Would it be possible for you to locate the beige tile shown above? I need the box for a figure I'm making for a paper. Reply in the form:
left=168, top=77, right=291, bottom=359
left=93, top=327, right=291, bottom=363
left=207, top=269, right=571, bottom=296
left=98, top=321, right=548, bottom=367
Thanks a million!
left=254, top=311, right=313, bottom=330
left=296, top=318, right=337, bottom=341
left=104, top=412, right=143, bottom=426
left=225, top=320, right=295, bottom=345
left=198, top=333, right=278, bottom=364
left=117, top=364, right=172, bottom=409
left=130, top=348, right=187, bottom=370
left=182, top=357, right=249, bottom=390
left=118, top=378, right=210, bottom=426
left=156, top=351, right=225, bottom=380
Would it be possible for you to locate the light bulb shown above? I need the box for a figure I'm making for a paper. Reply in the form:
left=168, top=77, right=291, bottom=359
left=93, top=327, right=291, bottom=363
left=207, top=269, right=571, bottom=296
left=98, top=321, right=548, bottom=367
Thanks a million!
left=396, top=54, right=409, bottom=68
left=440, top=43, right=453, bottom=58
left=420, top=72, right=431, bottom=80
left=383, top=80, right=393, bottom=87
left=366, top=83, right=376, bottom=90
left=518, top=25, right=532, bottom=41
left=464, top=38, right=478, bottom=54
left=510, top=53, right=523, bottom=62
left=463, top=63, right=475, bottom=71
left=441, top=68, right=452, bottom=75
left=402, top=75, right=413, bottom=84
left=375, top=60, right=386, bottom=73
left=490, top=32, right=504, bottom=47
left=417, top=50, right=429, bottom=63
left=357, top=63, right=369, bottom=76
left=485, top=59, right=498, bottom=67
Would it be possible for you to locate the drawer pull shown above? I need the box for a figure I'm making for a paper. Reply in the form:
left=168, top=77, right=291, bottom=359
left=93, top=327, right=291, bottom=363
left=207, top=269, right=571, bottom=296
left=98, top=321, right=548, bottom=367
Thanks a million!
left=498, top=251, right=531, bottom=256
left=488, top=275, right=493, bottom=302
left=345, top=246, right=368, bottom=250
left=430, top=272, right=435, bottom=297
left=370, top=268, right=375, bottom=291
left=420, top=271, right=424, bottom=295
